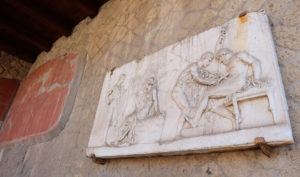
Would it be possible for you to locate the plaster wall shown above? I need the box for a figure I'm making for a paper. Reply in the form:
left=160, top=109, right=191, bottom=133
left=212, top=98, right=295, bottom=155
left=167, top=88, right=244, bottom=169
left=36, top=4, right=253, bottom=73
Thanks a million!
left=1, top=0, right=300, bottom=177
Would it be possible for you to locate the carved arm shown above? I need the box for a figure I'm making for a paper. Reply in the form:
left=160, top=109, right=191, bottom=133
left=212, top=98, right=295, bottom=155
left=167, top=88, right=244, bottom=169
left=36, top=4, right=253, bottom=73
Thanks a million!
left=105, top=89, right=114, bottom=105
left=236, top=52, right=261, bottom=80
left=191, top=65, right=218, bottom=85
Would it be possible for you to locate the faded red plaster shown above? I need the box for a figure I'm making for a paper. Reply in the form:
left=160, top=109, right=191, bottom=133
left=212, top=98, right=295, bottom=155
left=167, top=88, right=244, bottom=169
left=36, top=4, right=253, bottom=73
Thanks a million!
left=0, top=78, right=19, bottom=121
left=0, top=53, right=78, bottom=143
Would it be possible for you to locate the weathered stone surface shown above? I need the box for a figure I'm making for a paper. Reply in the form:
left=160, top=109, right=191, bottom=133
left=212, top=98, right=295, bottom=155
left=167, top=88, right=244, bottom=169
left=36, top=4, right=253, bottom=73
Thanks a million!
left=282, top=60, right=300, bottom=86
left=242, top=0, right=266, bottom=12
left=249, top=169, right=281, bottom=177
left=0, top=51, right=32, bottom=80
left=181, top=11, right=202, bottom=29
left=217, top=152, right=258, bottom=176
left=198, top=161, right=224, bottom=177
left=290, top=104, right=300, bottom=124
left=273, top=26, right=300, bottom=50
left=250, top=147, right=289, bottom=170
left=185, top=0, right=210, bottom=11
left=218, top=0, right=245, bottom=19
left=289, top=83, right=300, bottom=102
left=264, top=0, right=291, bottom=25
left=1, top=0, right=300, bottom=177
left=276, top=46, right=296, bottom=66
left=146, top=7, right=159, bottom=23
left=280, top=0, right=300, bottom=26
left=209, top=0, right=226, bottom=9
left=153, top=29, right=173, bottom=46
left=195, top=9, right=218, bottom=31
left=172, top=0, right=190, bottom=11
left=278, top=146, right=300, bottom=177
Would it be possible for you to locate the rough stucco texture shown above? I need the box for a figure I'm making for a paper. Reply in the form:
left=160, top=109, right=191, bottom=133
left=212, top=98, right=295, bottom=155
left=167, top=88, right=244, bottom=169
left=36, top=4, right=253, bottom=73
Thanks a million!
left=1, top=0, right=300, bottom=177
left=0, top=53, right=78, bottom=143
left=0, top=51, right=32, bottom=81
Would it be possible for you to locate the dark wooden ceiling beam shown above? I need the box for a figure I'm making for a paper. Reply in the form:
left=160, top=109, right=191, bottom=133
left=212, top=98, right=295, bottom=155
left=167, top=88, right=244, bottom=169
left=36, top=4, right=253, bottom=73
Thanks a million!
left=0, top=0, right=109, bottom=63
left=0, top=3, right=64, bottom=43
left=0, top=32, right=39, bottom=63
left=30, top=0, right=79, bottom=24
left=19, top=0, right=76, bottom=30
left=37, top=0, right=98, bottom=22
left=80, top=0, right=104, bottom=10
left=4, top=0, right=70, bottom=35
left=0, top=23, right=49, bottom=51
left=0, top=13, right=54, bottom=45
left=66, top=0, right=96, bottom=17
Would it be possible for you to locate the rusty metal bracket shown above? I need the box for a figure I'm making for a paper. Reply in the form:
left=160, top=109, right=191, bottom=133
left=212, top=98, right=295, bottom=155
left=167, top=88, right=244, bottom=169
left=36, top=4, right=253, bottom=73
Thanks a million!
left=238, top=11, right=248, bottom=23
left=255, top=137, right=272, bottom=157
left=90, top=154, right=107, bottom=165
left=239, top=11, right=248, bottom=17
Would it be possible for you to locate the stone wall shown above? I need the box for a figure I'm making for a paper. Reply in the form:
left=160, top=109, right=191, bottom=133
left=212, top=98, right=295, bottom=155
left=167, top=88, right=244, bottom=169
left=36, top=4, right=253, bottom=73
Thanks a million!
left=1, top=0, right=300, bottom=177
left=0, top=51, right=32, bottom=81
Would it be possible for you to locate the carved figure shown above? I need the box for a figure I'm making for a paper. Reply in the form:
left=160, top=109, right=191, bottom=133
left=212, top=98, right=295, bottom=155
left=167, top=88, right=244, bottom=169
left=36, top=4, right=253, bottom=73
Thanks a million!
left=105, top=74, right=127, bottom=146
left=206, top=48, right=264, bottom=129
left=135, top=77, right=161, bottom=120
left=174, top=48, right=270, bottom=136
left=105, top=74, right=126, bottom=126
left=107, top=77, right=164, bottom=146
left=171, top=52, right=225, bottom=131
left=105, top=74, right=126, bottom=106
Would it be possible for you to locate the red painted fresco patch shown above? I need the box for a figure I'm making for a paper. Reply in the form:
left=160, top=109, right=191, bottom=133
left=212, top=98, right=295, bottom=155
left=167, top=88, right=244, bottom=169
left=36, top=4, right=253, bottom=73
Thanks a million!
left=0, top=53, right=78, bottom=143
left=0, top=78, right=19, bottom=121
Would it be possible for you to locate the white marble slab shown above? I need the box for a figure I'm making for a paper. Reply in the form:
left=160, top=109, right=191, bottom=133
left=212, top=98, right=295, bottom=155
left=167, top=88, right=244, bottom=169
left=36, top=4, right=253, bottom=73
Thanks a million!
left=87, top=11, right=294, bottom=159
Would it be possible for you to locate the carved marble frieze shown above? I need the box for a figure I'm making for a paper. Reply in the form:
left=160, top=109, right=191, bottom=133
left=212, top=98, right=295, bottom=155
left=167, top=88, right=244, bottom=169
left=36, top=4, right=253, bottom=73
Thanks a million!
left=87, top=11, right=294, bottom=159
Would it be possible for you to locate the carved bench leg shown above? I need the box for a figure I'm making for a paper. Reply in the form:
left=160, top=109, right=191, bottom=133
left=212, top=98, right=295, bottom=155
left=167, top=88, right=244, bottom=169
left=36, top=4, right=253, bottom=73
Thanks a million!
left=267, top=88, right=277, bottom=125
left=232, top=94, right=240, bottom=130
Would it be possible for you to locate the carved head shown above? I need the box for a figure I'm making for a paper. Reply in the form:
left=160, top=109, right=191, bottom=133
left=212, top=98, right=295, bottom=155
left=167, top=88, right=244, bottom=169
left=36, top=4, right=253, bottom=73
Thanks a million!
left=117, top=74, right=126, bottom=84
left=144, top=77, right=156, bottom=92
left=146, top=77, right=156, bottom=86
left=216, top=48, right=233, bottom=65
left=200, top=52, right=214, bottom=67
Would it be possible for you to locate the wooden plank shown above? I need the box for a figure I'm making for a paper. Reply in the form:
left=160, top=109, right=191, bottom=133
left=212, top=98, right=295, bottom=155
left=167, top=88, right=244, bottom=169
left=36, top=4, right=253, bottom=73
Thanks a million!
left=0, top=32, right=39, bottom=63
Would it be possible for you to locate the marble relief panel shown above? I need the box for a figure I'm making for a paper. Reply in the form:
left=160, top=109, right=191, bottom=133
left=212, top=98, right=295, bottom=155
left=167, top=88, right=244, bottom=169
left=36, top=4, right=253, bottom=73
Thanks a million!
left=87, top=11, right=293, bottom=159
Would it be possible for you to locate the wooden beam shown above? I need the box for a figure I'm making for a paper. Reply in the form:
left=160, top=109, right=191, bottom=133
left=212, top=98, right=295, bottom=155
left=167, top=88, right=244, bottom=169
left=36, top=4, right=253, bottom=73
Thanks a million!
left=0, top=23, right=49, bottom=51
left=4, top=0, right=70, bottom=35
left=19, top=0, right=76, bottom=29
left=36, top=0, right=98, bottom=22
left=0, top=32, right=39, bottom=63
left=0, top=3, right=62, bottom=42
left=0, top=0, right=109, bottom=63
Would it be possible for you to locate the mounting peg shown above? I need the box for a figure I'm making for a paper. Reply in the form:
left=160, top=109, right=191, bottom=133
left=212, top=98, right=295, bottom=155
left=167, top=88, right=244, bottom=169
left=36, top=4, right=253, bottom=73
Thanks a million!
left=90, top=154, right=107, bottom=165
left=239, top=11, right=248, bottom=17
left=254, top=137, right=272, bottom=157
